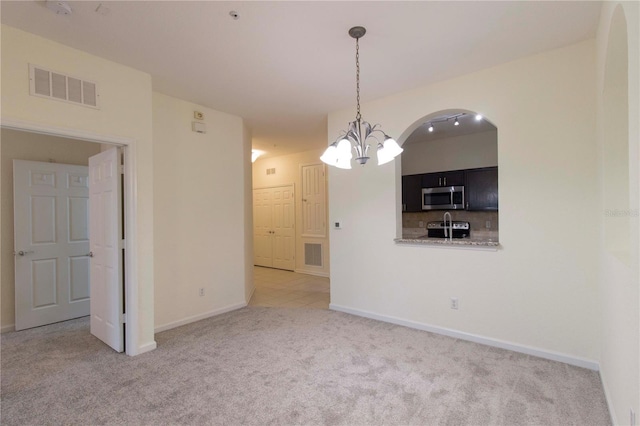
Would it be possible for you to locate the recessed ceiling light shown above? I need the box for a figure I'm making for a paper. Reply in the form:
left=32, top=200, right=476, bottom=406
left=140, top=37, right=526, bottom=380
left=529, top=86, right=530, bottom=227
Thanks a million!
left=229, top=11, right=239, bottom=20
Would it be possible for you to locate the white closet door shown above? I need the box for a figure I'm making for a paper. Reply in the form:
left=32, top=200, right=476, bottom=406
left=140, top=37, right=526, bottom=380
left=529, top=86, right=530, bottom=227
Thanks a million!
left=253, top=185, right=295, bottom=271
left=253, top=188, right=273, bottom=267
left=271, top=186, right=295, bottom=271
left=13, top=160, right=90, bottom=330
left=301, top=164, right=326, bottom=237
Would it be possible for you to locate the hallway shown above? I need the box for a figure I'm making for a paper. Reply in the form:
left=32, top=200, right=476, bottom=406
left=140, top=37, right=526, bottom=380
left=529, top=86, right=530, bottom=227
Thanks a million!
left=249, top=267, right=329, bottom=309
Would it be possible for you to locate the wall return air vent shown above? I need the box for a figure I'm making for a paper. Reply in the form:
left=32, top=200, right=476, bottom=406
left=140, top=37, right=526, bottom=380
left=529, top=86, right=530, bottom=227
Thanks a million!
left=304, top=243, right=323, bottom=267
left=29, top=64, right=99, bottom=109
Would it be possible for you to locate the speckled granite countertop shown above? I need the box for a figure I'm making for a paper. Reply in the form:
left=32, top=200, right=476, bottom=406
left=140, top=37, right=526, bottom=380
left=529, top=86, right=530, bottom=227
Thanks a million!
left=397, top=228, right=500, bottom=249
left=395, top=236, right=499, bottom=248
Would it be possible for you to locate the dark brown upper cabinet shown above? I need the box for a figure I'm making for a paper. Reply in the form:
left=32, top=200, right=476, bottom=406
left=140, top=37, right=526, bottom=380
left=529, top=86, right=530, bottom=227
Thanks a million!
left=465, top=167, right=498, bottom=211
left=421, top=170, right=465, bottom=188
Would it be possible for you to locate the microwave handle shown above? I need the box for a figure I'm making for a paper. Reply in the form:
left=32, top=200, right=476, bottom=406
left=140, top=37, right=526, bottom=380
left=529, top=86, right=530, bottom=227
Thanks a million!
left=444, top=177, right=447, bottom=186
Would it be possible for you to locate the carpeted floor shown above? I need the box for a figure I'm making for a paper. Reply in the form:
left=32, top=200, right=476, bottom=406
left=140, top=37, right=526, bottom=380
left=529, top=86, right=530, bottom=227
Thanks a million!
left=1, top=306, right=610, bottom=425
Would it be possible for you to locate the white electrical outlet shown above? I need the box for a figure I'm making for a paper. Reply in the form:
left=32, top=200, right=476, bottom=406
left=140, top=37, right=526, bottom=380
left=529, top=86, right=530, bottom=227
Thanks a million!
left=419, top=221, right=424, bottom=227
left=485, top=220, right=491, bottom=229
left=199, top=288, right=205, bottom=297
left=450, top=297, right=459, bottom=310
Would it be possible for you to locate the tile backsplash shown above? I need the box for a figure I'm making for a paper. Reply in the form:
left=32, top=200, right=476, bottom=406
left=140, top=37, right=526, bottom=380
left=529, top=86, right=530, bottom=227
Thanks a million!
left=403, top=210, right=499, bottom=233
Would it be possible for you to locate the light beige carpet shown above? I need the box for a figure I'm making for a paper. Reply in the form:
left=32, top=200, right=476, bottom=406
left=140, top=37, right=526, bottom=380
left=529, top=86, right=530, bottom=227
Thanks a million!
left=1, top=306, right=610, bottom=425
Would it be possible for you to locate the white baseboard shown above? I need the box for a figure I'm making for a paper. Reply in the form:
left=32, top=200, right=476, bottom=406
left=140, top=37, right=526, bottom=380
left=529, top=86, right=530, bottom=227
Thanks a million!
left=294, top=268, right=329, bottom=278
left=329, top=303, right=600, bottom=371
left=154, top=302, right=247, bottom=333
left=134, top=341, right=157, bottom=356
left=1, top=324, right=15, bottom=334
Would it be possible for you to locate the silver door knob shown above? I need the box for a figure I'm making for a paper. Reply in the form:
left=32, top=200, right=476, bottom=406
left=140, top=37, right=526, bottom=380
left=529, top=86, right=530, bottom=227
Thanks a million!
left=15, top=250, right=34, bottom=256
left=88, top=251, right=94, bottom=257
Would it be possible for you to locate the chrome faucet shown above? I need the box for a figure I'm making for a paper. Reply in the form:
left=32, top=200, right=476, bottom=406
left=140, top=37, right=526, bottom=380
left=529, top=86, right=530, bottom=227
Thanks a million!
left=443, top=211, right=452, bottom=241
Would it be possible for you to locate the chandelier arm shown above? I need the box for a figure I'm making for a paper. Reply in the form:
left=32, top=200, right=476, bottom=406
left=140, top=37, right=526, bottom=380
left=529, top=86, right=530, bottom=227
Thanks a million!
left=366, top=127, right=387, bottom=139
left=367, top=134, right=383, bottom=144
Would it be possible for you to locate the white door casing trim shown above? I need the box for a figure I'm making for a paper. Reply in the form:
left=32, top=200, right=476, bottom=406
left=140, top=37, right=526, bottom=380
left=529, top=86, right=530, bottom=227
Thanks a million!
left=1, top=118, right=153, bottom=356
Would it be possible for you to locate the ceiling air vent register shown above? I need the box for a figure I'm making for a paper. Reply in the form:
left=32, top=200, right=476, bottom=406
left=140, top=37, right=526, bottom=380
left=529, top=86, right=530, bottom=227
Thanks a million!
left=29, top=64, right=99, bottom=109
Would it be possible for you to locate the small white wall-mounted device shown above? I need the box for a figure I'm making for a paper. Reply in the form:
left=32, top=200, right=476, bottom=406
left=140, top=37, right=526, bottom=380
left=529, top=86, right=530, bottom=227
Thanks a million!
left=194, top=111, right=204, bottom=120
left=192, top=121, right=206, bottom=134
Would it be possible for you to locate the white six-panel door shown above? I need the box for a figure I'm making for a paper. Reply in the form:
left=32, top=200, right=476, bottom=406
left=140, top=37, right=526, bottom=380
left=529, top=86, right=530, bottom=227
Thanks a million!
left=253, top=188, right=273, bottom=268
left=271, top=187, right=295, bottom=270
left=301, top=164, right=326, bottom=238
left=13, top=160, right=91, bottom=330
left=89, top=148, right=124, bottom=352
left=253, top=185, right=295, bottom=271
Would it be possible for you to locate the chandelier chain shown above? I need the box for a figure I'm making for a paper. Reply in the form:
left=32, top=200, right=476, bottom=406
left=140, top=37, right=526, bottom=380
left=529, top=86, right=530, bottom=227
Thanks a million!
left=355, top=37, right=361, bottom=122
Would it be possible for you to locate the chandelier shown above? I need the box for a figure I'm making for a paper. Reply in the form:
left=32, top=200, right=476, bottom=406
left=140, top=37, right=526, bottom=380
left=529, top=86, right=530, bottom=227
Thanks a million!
left=321, top=26, right=403, bottom=169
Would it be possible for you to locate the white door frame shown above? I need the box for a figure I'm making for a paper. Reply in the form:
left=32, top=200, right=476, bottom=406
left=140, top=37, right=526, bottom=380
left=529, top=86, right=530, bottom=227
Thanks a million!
left=1, top=118, right=140, bottom=356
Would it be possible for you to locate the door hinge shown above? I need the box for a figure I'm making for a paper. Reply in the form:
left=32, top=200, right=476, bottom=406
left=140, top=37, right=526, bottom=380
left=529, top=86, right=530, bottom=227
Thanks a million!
left=119, top=239, right=125, bottom=249
left=121, top=313, right=127, bottom=324
left=119, top=165, right=125, bottom=174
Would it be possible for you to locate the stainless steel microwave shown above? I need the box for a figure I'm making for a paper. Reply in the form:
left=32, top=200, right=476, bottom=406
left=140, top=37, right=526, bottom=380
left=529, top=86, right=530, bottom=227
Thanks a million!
left=422, top=186, right=465, bottom=210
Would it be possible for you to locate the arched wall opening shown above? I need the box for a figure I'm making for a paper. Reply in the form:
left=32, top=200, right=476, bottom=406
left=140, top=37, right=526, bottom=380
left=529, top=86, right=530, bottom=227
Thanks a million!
left=396, top=109, right=499, bottom=241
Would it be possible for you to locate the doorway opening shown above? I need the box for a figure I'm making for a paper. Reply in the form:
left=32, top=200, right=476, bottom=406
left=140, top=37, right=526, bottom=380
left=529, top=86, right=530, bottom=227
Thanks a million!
left=250, top=156, right=330, bottom=308
left=1, top=124, right=137, bottom=355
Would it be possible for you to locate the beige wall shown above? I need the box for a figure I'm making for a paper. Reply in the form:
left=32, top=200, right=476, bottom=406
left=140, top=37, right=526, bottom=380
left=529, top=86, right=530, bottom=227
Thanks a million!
left=253, top=149, right=329, bottom=277
left=402, top=130, right=498, bottom=176
left=0, top=129, right=101, bottom=330
left=328, top=40, right=599, bottom=364
left=1, top=25, right=155, bottom=353
left=152, top=92, right=250, bottom=331
left=595, top=2, right=639, bottom=424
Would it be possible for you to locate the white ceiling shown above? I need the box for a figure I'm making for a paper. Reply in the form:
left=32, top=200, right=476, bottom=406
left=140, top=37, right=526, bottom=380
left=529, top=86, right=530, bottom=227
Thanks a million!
left=1, top=1, right=601, bottom=158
